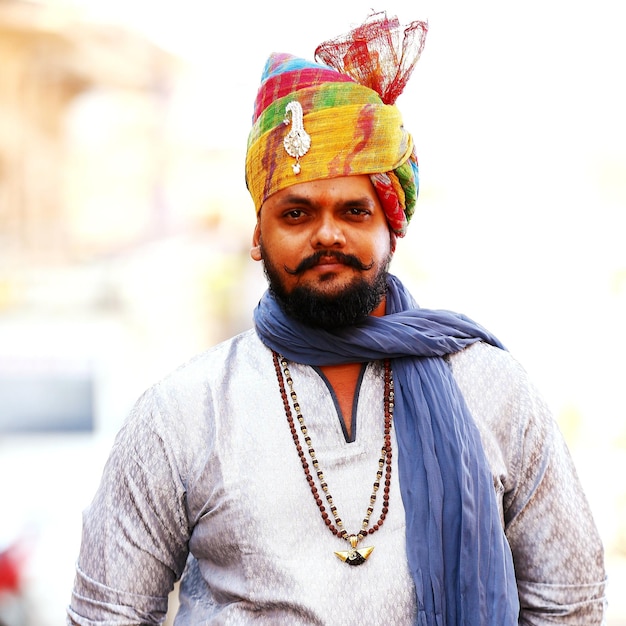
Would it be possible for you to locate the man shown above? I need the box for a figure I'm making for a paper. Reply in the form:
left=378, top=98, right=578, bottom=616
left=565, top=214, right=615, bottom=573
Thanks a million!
left=68, top=13, right=606, bottom=625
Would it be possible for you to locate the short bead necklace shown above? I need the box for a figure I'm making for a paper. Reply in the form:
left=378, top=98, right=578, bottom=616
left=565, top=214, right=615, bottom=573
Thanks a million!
left=272, top=351, right=394, bottom=566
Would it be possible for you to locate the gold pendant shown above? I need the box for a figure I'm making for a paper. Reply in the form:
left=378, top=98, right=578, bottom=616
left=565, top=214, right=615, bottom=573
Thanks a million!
left=334, top=535, right=374, bottom=566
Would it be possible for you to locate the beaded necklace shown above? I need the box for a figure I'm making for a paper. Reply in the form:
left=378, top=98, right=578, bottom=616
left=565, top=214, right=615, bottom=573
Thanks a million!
left=272, top=351, right=394, bottom=566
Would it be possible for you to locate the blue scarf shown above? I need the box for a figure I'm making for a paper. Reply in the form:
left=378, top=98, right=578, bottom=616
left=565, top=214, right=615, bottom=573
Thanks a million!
left=254, top=275, right=519, bottom=625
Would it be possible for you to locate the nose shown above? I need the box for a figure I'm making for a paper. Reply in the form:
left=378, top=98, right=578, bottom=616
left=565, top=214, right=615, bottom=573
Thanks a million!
left=311, top=213, right=345, bottom=248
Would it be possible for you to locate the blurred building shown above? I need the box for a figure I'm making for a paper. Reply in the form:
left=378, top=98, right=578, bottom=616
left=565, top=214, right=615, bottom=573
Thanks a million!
left=0, top=0, right=173, bottom=438
left=0, top=0, right=179, bottom=263
left=0, top=0, right=261, bottom=436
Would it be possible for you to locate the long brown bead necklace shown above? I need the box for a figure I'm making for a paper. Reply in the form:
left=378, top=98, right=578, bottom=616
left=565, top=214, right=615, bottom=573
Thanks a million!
left=272, top=351, right=394, bottom=566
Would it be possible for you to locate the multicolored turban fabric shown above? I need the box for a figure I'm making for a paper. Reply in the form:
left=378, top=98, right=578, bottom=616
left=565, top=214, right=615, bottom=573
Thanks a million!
left=245, top=13, right=428, bottom=236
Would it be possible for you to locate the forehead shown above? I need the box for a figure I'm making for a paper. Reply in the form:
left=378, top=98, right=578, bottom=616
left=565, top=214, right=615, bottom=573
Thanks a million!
left=263, top=175, right=381, bottom=209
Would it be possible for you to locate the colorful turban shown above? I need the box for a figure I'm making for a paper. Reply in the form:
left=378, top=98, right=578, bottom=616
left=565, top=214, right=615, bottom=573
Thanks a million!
left=245, top=12, right=428, bottom=236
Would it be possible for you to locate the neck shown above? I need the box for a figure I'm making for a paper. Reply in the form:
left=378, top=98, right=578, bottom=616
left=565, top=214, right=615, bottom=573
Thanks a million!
left=370, top=296, right=387, bottom=318
left=319, top=362, right=363, bottom=439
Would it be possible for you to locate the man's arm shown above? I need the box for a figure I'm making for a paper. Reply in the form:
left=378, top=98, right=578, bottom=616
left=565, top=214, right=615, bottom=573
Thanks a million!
left=67, top=388, right=190, bottom=624
left=450, top=342, right=607, bottom=624
left=502, top=372, right=606, bottom=625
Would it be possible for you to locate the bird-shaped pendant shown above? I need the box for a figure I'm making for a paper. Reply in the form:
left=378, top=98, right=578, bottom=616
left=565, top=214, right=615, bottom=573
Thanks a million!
left=334, top=535, right=374, bottom=566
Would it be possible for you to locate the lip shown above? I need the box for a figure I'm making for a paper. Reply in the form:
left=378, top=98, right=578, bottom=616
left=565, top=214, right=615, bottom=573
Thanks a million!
left=311, top=257, right=347, bottom=271
left=316, top=255, right=345, bottom=265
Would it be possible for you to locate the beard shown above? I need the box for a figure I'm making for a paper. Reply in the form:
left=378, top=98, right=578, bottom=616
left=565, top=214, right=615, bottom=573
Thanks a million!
left=261, top=244, right=390, bottom=330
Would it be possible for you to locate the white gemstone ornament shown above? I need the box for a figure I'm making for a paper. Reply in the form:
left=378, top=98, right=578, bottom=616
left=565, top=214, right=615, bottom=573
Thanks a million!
left=283, top=101, right=311, bottom=175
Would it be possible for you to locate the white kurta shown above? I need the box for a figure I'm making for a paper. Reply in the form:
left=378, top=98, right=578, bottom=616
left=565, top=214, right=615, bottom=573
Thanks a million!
left=67, top=329, right=606, bottom=625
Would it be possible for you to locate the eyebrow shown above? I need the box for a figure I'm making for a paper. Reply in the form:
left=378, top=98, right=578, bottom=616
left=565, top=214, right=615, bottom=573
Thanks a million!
left=273, top=193, right=314, bottom=207
left=274, top=194, right=377, bottom=209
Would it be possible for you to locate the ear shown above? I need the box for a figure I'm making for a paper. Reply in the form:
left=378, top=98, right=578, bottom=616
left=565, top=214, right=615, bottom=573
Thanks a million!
left=250, top=222, right=262, bottom=261
left=389, top=231, right=397, bottom=255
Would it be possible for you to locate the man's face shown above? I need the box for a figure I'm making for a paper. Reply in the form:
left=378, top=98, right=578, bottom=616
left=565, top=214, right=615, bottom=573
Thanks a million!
left=251, top=175, right=393, bottom=328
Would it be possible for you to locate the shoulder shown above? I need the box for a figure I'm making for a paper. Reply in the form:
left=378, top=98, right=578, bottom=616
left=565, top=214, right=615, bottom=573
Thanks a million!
left=152, top=328, right=268, bottom=397
left=446, top=341, right=554, bottom=486
left=447, top=341, right=528, bottom=391
left=449, top=342, right=537, bottom=408
left=118, top=329, right=273, bottom=465
left=447, top=339, right=552, bottom=429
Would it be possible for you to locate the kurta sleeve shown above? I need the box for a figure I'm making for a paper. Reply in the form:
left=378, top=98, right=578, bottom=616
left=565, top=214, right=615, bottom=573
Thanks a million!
left=67, top=387, right=191, bottom=625
left=450, top=343, right=607, bottom=625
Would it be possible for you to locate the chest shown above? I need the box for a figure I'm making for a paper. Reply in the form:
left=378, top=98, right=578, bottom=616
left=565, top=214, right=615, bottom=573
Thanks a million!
left=183, top=361, right=416, bottom=621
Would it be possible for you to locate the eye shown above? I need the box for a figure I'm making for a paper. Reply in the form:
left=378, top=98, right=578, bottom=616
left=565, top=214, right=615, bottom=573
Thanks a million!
left=282, top=208, right=308, bottom=222
left=345, top=206, right=372, bottom=219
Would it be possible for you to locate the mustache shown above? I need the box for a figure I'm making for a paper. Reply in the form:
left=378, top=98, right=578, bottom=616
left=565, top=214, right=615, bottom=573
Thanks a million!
left=284, top=251, right=375, bottom=275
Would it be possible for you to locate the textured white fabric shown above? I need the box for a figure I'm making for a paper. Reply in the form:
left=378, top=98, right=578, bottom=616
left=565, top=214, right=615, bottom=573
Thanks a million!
left=67, top=330, right=606, bottom=625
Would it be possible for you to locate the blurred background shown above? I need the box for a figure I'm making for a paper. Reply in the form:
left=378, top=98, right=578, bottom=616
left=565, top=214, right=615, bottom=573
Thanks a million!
left=0, top=0, right=624, bottom=623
